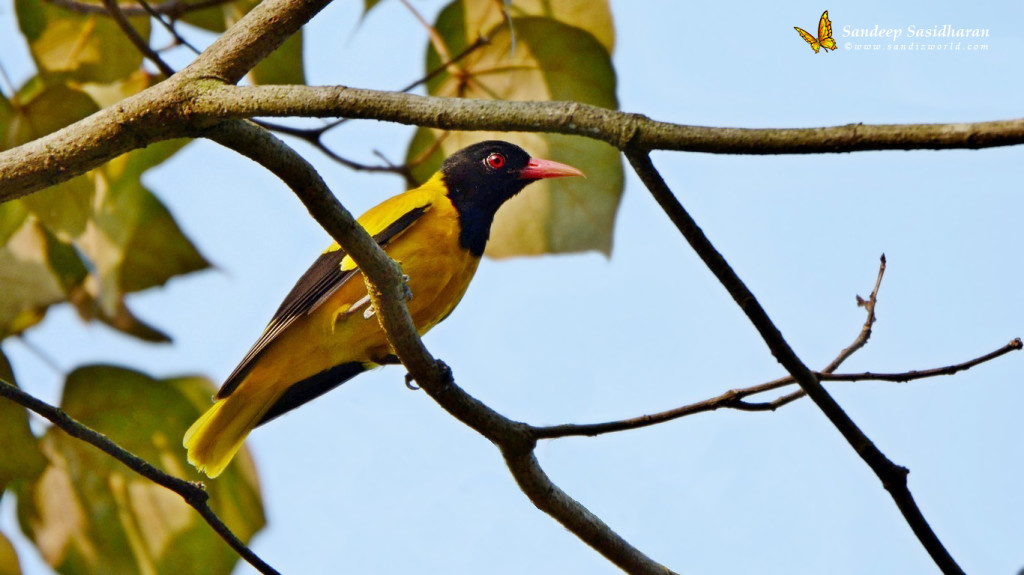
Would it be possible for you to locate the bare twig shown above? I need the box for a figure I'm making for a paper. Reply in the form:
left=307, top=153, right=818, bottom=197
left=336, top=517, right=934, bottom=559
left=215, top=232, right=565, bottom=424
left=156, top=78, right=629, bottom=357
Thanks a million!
left=136, top=0, right=202, bottom=55
left=821, top=338, right=1023, bottom=383
left=13, top=335, right=65, bottom=376
left=101, top=0, right=176, bottom=77
left=399, top=34, right=490, bottom=93
left=763, top=253, right=887, bottom=410
left=398, top=0, right=451, bottom=63
left=826, top=253, right=887, bottom=372
left=250, top=119, right=414, bottom=182
left=535, top=338, right=1021, bottom=437
left=253, top=34, right=490, bottom=183
left=624, top=149, right=965, bottom=575
left=0, top=379, right=279, bottom=575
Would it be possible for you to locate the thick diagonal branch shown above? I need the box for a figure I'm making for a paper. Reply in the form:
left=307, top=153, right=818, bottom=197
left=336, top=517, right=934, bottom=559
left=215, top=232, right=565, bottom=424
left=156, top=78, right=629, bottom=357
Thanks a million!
left=624, top=149, right=965, bottom=575
left=203, top=119, right=675, bottom=575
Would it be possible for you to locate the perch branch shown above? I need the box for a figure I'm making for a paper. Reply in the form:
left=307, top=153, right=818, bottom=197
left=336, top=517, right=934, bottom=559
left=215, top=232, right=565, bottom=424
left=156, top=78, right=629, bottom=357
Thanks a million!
left=202, top=118, right=676, bottom=575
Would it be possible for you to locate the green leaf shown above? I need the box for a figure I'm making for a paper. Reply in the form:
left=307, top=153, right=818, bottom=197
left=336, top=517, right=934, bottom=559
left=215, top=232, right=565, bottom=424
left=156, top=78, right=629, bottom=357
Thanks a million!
left=3, top=82, right=100, bottom=239
left=0, top=73, right=202, bottom=342
left=177, top=0, right=228, bottom=32
left=0, top=94, right=12, bottom=145
left=14, top=0, right=150, bottom=83
left=5, top=81, right=100, bottom=150
left=0, top=531, right=22, bottom=575
left=0, top=201, right=29, bottom=245
left=430, top=0, right=614, bottom=58
left=77, top=69, right=157, bottom=109
left=408, top=10, right=622, bottom=257
left=180, top=0, right=305, bottom=84
left=0, top=216, right=78, bottom=339
left=19, top=176, right=94, bottom=241
left=16, top=366, right=265, bottom=575
left=79, top=175, right=209, bottom=316
left=362, top=0, right=382, bottom=17
left=249, top=30, right=305, bottom=85
left=229, top=0, right=305, bottom=86
left=0, top=351, right=47, bottom=485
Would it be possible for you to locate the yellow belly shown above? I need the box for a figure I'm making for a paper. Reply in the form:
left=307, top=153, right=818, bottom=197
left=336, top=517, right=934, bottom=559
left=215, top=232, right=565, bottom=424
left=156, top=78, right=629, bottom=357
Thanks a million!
left=240, top=196, right=479, bottom=390
left=184, top=182, right=480, bottom=477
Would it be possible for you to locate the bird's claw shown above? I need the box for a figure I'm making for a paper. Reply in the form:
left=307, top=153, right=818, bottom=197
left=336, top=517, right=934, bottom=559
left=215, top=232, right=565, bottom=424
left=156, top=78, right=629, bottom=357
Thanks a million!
left=400, top=274, right=413, bottom=301
left=404, top=372, right=421, bottom=390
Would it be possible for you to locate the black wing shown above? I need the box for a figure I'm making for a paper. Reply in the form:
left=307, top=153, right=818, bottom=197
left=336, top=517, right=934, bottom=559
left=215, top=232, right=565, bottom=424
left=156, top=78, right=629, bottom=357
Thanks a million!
left=217, top=205, right=430, bottom=399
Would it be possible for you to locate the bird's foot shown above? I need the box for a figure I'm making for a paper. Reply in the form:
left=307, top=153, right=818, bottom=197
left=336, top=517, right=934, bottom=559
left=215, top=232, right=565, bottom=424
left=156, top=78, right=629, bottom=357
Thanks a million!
left=400, top=274, right=413, bottom=301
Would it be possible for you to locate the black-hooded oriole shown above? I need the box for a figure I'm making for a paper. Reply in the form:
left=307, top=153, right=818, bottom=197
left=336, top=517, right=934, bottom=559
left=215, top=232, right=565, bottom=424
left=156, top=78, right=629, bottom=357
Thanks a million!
left=183, top=141, right=584, bottom=477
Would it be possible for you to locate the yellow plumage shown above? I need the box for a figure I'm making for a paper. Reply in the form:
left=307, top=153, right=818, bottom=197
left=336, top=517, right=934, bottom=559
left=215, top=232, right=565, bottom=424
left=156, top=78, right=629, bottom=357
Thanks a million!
left=184, top=174, right=478, bottom=477
left=183, top=141, right=584, bottom=478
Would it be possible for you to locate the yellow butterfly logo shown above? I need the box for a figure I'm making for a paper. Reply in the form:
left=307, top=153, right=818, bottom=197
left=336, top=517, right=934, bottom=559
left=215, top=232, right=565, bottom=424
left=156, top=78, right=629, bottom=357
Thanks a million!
left=794, top=10, right=837, bottom=53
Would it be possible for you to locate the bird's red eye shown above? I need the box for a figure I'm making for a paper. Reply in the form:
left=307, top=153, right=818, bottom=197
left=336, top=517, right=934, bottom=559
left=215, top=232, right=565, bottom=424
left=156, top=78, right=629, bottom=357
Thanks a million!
left=485, top=153, right=506, bottom=170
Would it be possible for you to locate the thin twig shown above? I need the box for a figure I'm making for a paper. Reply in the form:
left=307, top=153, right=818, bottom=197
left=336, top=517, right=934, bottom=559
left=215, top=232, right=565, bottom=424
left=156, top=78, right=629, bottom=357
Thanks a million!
left=253, top=34, right=490, bottom=183
left=101, top=0, right=176, bottom=77
left=0, top=379, right=280, bottom=575
left=825, top=253, right=887, bottom=372
left=821, top=339, right=1023, bottom=382
left=398, top=0, right=451, bottom=63
left=534, top=338, right=1021, bottom=437
left=13, top=335, right=65, bottom=376
left=136, top=0, right=202, bottom=55
left=399, top=34, right=490, bottom=93
left=624, top=149, right=965, bottom=575
left=762, top=253, right=887, bottom=409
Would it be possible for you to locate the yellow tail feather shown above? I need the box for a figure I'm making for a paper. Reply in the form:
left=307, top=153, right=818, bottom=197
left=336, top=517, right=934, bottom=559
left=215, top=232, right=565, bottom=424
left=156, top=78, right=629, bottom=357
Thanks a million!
left=183, top=392, right=272, bottom=478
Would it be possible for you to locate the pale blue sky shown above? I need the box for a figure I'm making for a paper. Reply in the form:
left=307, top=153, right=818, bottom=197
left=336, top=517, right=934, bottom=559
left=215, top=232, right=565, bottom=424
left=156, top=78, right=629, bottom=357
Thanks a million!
left=1, top=1, right=1022, bottom=573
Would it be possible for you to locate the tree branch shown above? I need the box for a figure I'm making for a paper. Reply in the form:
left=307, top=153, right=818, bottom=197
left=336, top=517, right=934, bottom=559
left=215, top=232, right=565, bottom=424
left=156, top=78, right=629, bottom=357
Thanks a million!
left=5, top=82, right=1023, bottom=204
left=624, top=149, right=965, bottom=575
left=821, top=338, right=1023, bottom=383
left=536, top=325, right=1019, bottom=438
left=202, top=85, right=1024, bottom=154
left=0, top=379, right=279, bottom=575
left=201, top=118, right=676, bottom=575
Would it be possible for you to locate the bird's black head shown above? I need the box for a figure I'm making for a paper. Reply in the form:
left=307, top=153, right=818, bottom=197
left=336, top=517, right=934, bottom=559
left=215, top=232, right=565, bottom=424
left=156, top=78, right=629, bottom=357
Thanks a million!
left=441, top=140, right=583, bottom=256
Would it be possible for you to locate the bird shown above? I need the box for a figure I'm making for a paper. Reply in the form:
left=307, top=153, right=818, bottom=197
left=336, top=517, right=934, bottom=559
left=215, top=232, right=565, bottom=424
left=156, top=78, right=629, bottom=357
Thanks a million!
left=183, top=140, right=584, bottom=477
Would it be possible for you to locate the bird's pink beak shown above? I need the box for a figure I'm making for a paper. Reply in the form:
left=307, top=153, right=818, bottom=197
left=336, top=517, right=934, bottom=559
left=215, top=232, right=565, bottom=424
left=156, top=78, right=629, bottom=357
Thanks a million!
left=518, top=157, right=585, bottom=180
